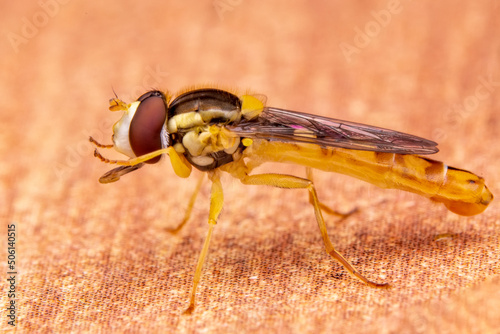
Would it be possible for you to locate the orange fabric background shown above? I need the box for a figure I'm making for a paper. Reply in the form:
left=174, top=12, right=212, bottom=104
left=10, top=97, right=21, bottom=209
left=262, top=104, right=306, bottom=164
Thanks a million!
left=1, top=1, right=499, bottom=333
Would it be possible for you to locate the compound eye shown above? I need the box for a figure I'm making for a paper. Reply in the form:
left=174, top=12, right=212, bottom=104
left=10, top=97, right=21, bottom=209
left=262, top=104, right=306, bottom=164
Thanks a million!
left=129, top=94, right=167, bottom=164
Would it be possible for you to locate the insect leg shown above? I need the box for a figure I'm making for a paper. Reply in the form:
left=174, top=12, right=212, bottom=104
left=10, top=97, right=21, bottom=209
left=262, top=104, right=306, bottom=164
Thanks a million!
left=93, top=145, right=192, bottom=180
left=93, top=147, right=171, bottom=165
left=306, top=168, right=358, bottom=219
left=89, top=136, right=114, bottom=148
left=239, top=172, right=389, bottom=288
left=168, top=173, right=205, bottom=234
left=184, top=171, right=223, bottom=314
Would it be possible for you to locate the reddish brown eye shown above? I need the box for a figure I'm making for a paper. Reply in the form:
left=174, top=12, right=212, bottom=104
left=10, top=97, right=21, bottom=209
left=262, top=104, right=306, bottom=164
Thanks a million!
left=129, top=93, right=167, bottom=164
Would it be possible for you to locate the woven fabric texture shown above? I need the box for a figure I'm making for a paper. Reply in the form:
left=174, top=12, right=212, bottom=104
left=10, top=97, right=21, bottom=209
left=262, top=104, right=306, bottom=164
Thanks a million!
left=1, top=1, right=499, bottom=333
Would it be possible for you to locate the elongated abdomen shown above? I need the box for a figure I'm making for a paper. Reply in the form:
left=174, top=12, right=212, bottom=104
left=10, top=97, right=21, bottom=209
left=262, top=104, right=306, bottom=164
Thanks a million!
left=246, top=140, right=493, bottom=216
left=383, top=154, right=492, bottom=216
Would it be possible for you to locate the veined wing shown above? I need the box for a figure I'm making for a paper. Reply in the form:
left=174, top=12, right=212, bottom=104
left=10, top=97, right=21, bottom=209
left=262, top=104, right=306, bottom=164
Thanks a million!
left=229, top=107, right=438, bottom=154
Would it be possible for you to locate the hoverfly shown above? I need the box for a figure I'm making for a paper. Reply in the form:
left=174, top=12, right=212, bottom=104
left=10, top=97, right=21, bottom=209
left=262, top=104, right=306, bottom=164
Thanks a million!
left=90, top=88, right=493, bottom=313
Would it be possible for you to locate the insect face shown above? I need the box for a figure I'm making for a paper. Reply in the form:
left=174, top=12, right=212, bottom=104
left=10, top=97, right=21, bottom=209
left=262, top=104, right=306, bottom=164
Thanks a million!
left=112, top=91, right=169, bottom=164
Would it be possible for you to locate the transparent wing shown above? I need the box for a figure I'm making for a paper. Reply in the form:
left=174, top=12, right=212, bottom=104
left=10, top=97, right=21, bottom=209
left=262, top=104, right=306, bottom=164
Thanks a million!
left=229, top=107, right=438, bottom=154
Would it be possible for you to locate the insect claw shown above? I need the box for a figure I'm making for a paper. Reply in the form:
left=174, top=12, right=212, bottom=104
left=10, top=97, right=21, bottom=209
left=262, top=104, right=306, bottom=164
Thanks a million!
left=93, top=148, right=105, bottom=161
left=337, top=207, right=359, bottom=219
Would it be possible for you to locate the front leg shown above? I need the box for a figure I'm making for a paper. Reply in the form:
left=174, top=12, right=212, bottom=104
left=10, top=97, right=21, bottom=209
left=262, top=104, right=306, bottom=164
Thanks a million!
left=184, top=170, right=223, bottom=314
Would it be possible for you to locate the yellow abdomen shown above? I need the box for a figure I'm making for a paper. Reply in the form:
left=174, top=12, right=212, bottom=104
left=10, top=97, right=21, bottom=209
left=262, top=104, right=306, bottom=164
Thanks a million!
left=245, top=140, right=493, bottom=216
